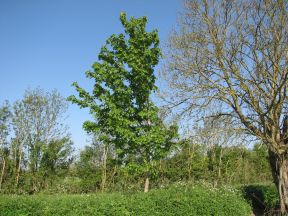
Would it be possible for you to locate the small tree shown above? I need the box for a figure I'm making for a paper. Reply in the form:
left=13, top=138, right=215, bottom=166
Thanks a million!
left=69, top=13, right=178, bottom=192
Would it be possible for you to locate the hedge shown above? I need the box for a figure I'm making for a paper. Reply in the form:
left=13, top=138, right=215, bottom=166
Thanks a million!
left=0, top=185, right=252, bottom=216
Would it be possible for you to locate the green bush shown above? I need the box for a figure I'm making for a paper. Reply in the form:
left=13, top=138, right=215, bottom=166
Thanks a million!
left=0, top=185, right=252, bottom=216
left=240, top=184, right=278, bottom=213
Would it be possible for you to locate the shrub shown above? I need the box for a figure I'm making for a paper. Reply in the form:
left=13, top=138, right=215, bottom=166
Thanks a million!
left=240, top=184, right=278, bottom=214
left=0, top=185, right=252, bottom=216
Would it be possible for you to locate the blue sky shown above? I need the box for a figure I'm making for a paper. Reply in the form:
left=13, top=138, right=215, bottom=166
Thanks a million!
left=0, top=0, right=182, bottom=150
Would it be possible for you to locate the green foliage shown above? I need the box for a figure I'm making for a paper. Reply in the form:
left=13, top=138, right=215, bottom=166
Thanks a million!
left=152, top=142, right=272, bottom=188
left=40, top=138, right=73, bottom=173
left=0, top=185, right=252, bottom=216
left=0, top=101, right=11, bottom=146
left=0, top=88, right=74, bottom=193
left=68, top=12, right=162, bottom=146
left=74, top=145, right=103, bottom=192
left=68, top=13, right=178, bottom=190
left=157, top=142, right=208, bottom=183
left=39, top=138, right=74, bottom=188
left=67, top=141, right=273, bottom=193
left=129, top=185, right=252, bottom=216
left=241, top=184, right=278, bottom=213
left=0, top=101, right=11, bottom=188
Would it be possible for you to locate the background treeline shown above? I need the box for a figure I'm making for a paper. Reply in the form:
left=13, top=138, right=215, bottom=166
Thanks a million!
left=73, top=140, right=272, bottom=193
left=0, top=89, right=272, bottom=194
left=0, top=88, right=73, bottom=194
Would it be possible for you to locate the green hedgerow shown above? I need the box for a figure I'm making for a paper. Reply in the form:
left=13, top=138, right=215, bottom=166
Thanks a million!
left=0, top=185, right=252, bottom=216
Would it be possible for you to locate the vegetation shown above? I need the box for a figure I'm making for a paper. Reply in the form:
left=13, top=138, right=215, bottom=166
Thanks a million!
left=0, top=185, right=252, bottom=216
left=1, top=0, right=288, bottom=214
left=0, top=88, right=73, bottom=194
left=241, top=184, right=279, bottom=215
left=68, top=13, right=178, bottom=192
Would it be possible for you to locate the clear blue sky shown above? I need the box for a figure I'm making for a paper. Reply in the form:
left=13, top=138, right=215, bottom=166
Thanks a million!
left=0, top=0, right=182, bottom=150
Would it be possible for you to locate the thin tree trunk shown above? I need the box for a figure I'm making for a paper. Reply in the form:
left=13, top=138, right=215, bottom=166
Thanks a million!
left=188, top=144, right=194, bottom=181
left=108, top=165, right=117, bottom=189
left=15, top=151, right=22, bottom=188
left=144, top=176, right=149, bottom=193
left=0, top=158, right=6, bottom=190
left=211, top=148, right=217, bottom=187
left=101, top=144, right=107, bottom=192
left=269, top=150, right=288, bottom=214
left=218, top=147, right=223, bottom=183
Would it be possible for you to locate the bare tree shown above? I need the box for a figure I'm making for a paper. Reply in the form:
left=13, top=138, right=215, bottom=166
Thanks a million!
left=165, top=0, right=288, bottom=212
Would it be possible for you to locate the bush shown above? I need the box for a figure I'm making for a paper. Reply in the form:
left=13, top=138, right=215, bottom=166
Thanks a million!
left=240, top=184, right=278, bottom=214
left=0, top=185, right=252, bottom=216
left=131, top=185, right=252, bottom=216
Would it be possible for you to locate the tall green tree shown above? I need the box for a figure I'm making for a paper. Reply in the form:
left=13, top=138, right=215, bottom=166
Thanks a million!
left=69, top=13, right=178, bottom=192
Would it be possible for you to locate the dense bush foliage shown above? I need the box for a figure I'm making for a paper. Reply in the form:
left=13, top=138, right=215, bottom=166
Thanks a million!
left=241, top=184, right=279, bottom=214
left=0, top=185, right=251, bottom=216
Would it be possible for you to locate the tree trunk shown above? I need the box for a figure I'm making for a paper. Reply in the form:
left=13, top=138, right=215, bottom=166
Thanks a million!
left=268, top=150, right=288, bottom=214
left=217, top=147, right=223, bottom=184
left=278, top=162, right=288, bottom=214
left=0, top=158, right=6, bottom=190
left=108, top=165, right=117, bottom=189
left=144, top=176, right=149, bottom=193
left=15, top=151, right=22, bottom=188
left=188, top=144, right=194, bottom=181
left=101, top=144, right=107, bottom=192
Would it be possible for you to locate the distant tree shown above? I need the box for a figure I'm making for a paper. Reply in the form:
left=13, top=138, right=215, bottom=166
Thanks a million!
left=69, top=13, right=178, bottom=192
left=167, top=140, right=208, bottom=183
left=76, top=145, right=101, bottom=192
left=0, top=101, right=10, bottom=147
left=40, top=137, right=73, bottom=189
left=0, top=101, right=11, bottom=190
left=89, top=135, right=115, bottom=192
left=166, top=0, right=288, bottom=212
left=12, top=88, right=72, bottom=192
left=193, top=116, right=244, bottom=186
left=76, top=136, right=115, bottom=192
left=251, top=144, right=272, bottom=182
